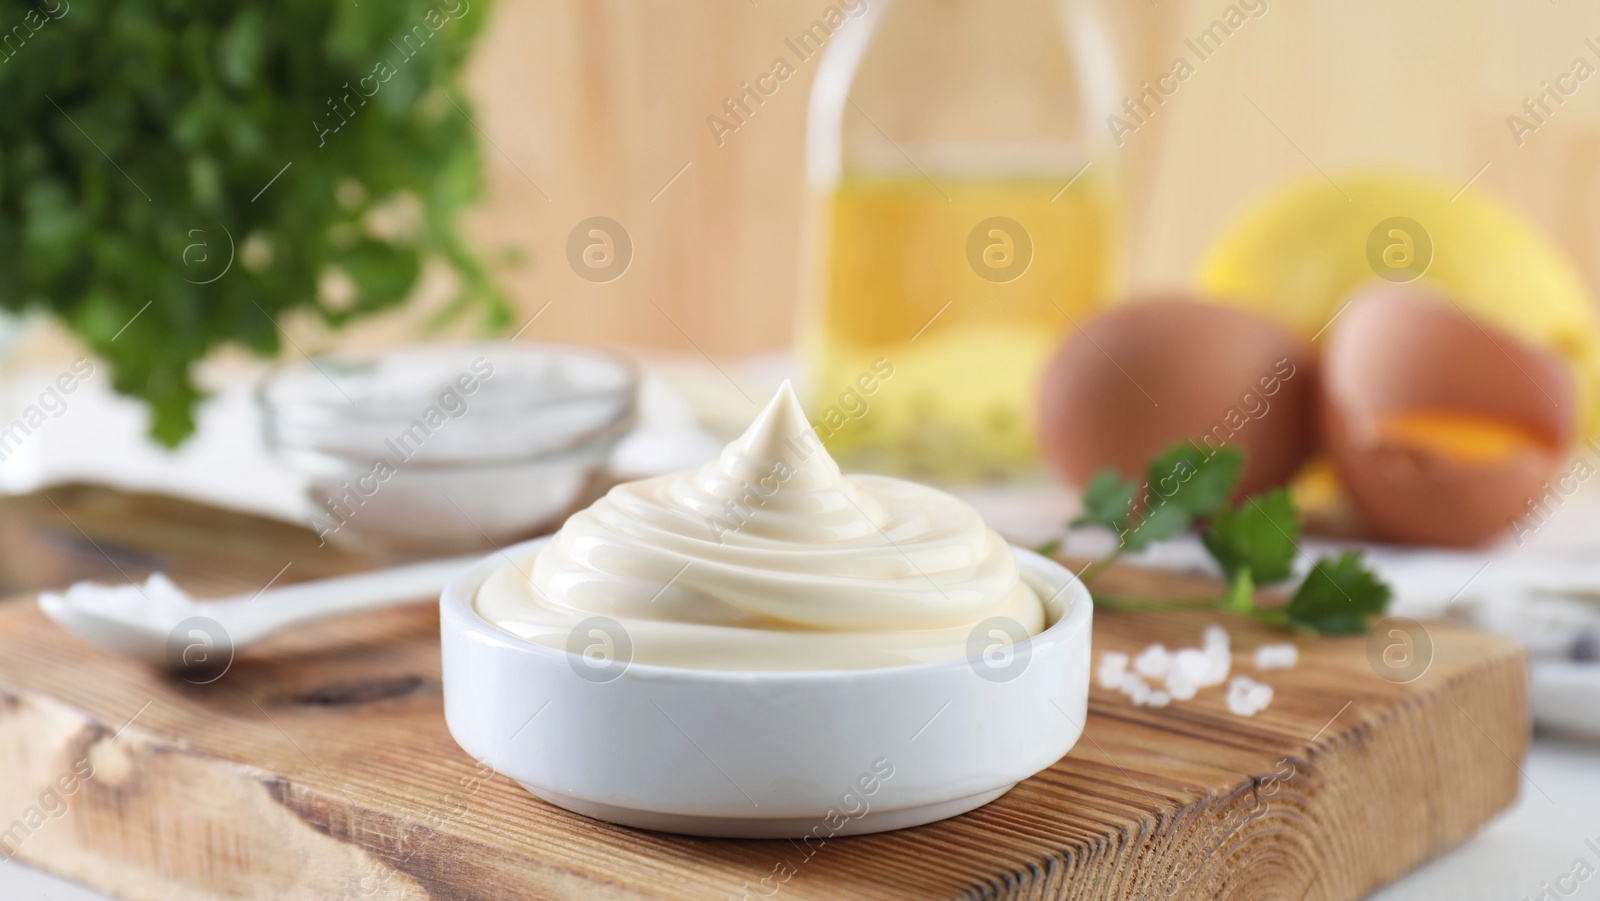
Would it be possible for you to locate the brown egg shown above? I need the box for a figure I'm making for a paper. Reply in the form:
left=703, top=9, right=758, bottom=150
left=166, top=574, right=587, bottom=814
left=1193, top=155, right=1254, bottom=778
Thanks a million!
left=1320, top=286, right=1576, bottom=547
left=1037, top=298, right=1318, bottom=498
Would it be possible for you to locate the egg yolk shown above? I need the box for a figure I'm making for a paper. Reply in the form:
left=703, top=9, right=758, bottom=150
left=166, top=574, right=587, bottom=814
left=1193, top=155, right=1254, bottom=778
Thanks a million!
left=1377, top=410, right=1551, bottom=464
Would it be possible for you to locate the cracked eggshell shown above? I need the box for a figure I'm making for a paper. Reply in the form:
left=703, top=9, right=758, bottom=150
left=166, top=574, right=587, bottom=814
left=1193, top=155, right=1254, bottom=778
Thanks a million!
left=1320, top=286, right=1576, bottom=547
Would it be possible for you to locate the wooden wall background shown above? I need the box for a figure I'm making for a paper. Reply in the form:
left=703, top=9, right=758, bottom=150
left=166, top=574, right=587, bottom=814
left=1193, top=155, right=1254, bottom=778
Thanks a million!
left=443, top=0, right=1600, bottom=358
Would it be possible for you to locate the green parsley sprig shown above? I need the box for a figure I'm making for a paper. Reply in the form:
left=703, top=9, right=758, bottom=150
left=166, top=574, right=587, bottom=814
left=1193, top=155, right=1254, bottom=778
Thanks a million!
left=1039, top=442, right=1392, bottom=635
left=1, top=1, right=507, bottom=445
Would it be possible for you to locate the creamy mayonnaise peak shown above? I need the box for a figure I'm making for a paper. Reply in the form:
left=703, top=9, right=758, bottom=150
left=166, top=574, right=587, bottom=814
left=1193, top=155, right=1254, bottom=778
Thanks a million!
left=475, top=381, right=1046, bottom=670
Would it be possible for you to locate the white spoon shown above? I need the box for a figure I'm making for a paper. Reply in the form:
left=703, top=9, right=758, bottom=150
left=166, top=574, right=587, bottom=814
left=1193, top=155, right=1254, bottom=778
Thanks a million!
left=38, top=555, right=482, bottom=667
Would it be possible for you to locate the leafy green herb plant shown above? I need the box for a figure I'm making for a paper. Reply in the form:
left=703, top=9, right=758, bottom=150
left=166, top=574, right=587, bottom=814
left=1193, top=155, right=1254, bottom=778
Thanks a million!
left=1042, top=442, right=1392, bottom=635
left=0, top=0, right=507, bottom=444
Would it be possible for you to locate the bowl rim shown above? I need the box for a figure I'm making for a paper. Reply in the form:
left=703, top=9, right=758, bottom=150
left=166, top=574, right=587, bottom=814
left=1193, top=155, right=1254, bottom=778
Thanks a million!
left=256, top=339, right=640, bottom=417
left=443, top=536, right=1093, bottom=684
left=268, top=416, right=633, bottom=470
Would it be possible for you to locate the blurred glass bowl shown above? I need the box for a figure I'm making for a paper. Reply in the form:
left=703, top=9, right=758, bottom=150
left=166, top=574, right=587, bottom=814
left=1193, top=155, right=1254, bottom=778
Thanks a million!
left=259, top=342, right=636, bottom=556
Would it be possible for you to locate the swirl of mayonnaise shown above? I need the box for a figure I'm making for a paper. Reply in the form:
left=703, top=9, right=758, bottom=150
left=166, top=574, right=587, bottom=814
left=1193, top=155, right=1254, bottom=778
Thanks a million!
left=475, top=382, right=1045, bottom=670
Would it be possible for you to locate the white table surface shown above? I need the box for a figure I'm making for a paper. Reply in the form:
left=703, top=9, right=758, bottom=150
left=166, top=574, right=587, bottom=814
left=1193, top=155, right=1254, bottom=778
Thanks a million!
left=2, top=355, right=1597, bottom=899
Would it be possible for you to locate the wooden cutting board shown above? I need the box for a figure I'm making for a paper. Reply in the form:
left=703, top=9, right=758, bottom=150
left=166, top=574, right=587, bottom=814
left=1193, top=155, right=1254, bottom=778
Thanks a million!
left=0, top=485, right=1529, bottom=901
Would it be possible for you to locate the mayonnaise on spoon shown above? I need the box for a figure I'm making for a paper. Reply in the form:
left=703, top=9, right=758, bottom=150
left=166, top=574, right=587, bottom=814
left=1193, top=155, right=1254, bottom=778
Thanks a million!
left=475, top=381, right=1045, bottom=670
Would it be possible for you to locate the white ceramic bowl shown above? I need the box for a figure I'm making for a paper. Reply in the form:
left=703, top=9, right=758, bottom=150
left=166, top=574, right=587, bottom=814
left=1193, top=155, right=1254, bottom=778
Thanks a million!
left=440, top=537, right=1092, bottom=838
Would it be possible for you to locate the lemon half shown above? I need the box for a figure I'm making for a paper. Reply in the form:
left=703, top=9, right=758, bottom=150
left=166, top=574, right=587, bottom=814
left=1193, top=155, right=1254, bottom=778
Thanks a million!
left=1197, top=171, right=1600, bottom=434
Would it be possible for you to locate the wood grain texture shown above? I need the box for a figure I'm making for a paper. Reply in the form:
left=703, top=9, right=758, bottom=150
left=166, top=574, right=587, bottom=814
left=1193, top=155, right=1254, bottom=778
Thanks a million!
left=0, top=487, right=1530, bottom=901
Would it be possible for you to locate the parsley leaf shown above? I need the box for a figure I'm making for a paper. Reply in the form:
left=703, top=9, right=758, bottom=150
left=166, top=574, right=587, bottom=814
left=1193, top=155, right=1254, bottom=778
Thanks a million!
left=1122, top=502, right=1191, bottom=551
left=1145, top=444, right=1244, bottom=519
left=1070, top=470, right=1139, bottom=532
left=1201, top=489, right=1302, bottom=585
left=1285, top=553, right=1392, bottom=635
left=1065, top=442, right=1245, bottom=560
left=1053, top=442, right=1393, bottom=637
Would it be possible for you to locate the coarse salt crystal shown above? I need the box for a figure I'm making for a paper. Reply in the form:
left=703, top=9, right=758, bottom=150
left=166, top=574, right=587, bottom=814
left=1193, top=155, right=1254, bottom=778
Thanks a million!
left=1098, top=651, right=1130, bottom=688
left=1174, top=648, right=1212, bottom=681
left=1134, top=643, right=1172, bottom=679
left=1247, top=682, right=1274, bottom=709
left=1103, top=624, right=1266, bottom=717
left=1165, top=669, right=1198, bottom=701
left=1204, top=625, right=1230, bottom=650
left=1200, top=647, right=1232, bottom=688
left=1255, top=643, right=1298, bottom=670
left=1226, top=694, right=1259, bottom=717
left=1226, top=675, right=1274, bottom=716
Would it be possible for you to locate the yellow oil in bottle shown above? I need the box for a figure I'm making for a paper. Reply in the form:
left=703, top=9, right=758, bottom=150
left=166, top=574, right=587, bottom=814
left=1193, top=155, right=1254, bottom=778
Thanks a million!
left=804, top=171, right=1117, bottom=479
